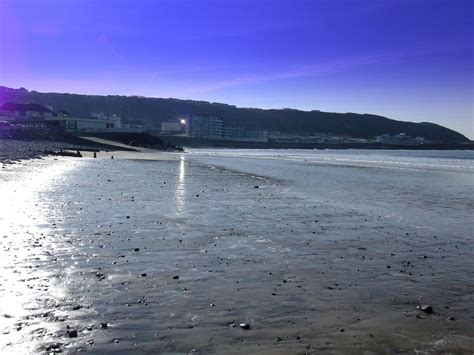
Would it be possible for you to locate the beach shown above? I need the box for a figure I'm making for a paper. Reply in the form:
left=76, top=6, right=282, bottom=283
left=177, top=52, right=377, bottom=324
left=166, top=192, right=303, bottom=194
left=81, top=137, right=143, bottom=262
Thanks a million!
left=0, top=148, right=473, bottom=353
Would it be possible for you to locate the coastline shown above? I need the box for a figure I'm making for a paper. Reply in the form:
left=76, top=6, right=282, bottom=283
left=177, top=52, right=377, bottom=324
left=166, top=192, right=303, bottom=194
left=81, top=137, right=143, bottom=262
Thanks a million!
left=160, top=136, right=474, bottom=151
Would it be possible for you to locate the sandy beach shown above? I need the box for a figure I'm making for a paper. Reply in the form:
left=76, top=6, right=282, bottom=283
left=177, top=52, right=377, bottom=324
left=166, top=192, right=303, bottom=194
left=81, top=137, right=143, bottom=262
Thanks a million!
left=0, top=148, right=473, bottom=353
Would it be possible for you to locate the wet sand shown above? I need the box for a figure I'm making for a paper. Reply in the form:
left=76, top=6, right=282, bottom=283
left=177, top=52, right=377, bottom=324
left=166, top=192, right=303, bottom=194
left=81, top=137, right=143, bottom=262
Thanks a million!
left=0, top=151, right=473, bottom=353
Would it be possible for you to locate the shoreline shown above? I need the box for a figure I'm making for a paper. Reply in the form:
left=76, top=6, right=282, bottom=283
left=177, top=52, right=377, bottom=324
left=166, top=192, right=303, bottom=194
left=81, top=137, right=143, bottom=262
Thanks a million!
left=161, top=136, right=474, bottom=150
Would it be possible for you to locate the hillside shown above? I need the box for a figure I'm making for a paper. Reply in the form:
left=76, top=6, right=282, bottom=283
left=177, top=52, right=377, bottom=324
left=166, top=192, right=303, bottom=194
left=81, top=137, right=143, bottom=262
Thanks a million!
left=0, top=86, right=468, bottom=142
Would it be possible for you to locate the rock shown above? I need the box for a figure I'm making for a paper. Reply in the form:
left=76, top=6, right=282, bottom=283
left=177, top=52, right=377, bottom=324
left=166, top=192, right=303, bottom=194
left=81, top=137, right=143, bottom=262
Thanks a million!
left=68, top=329, right=78, bottom=338
left=45, top=343, right=63, bottom=353
left=172, top=275, right=179, bottom=280
left=417, top=304, right=433, bottom=314
left=239, top=323, right=250, bottom=330
left=141, top=273, right=147, bottom=277
left=72, top=305, right=82, bottom=311
left=134, top=248, right=140, bottom=252
left=101, top=322, right=108, bottom=329
left=254, top=186, right=259, bottom=189
left=126, top=216, right=130, bottom=219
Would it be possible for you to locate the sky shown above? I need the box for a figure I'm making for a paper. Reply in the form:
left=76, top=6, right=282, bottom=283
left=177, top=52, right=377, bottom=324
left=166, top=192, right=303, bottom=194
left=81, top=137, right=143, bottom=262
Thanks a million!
left=0, top=0, right=473, bottom=138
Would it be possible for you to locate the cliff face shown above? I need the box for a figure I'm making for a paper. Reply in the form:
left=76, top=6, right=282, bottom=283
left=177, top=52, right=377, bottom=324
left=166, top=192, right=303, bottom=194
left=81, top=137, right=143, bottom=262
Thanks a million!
left=0, top=86, right=469, bottom=142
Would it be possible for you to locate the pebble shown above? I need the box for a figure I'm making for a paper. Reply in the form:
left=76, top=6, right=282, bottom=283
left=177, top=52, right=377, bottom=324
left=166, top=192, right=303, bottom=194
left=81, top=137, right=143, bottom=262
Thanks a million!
left=172, top=275, right=179, bottom=280
left=417, top=304, right=433, bottom=314
left=45, top=343, right=63, bottom=352
left=239, top=323, right=250, bottom=330
left=68, top=329, right=78, bottom=338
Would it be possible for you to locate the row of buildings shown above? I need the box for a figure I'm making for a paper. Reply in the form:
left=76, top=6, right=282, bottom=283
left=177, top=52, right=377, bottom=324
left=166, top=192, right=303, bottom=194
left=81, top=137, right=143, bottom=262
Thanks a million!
left=0, top=103, right=429, bottom=145
left=161, top=116, right=269, bottom=142
left=160, top=115, right=428, bottom=145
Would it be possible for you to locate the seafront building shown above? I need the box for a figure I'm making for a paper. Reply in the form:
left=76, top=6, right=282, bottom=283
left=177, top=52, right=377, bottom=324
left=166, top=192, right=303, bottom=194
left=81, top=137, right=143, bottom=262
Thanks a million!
left=0, top=102, right=138, bottom=133
left=223, top=126, right=269, bottom=142
left=160, top=120, right=187, bottom=135
left=0, top=103, right=54, bottom=122
left=187, top=115, right=223, bottom=139
left=375, top=133, right=426, bottom=145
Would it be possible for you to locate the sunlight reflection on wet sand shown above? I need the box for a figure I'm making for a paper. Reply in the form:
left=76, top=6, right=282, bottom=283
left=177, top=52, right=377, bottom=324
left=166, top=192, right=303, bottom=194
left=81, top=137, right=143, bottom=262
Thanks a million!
left=0, top=158, right=81, bottom=352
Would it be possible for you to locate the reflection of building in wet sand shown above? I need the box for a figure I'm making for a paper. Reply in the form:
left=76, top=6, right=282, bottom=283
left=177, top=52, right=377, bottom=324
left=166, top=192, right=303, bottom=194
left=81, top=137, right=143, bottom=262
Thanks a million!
left=175, top=156, right=186, bottom=215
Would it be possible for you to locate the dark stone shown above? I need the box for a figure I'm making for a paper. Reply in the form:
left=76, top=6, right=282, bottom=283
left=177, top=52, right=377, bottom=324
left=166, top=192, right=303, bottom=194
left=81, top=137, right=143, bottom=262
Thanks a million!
left=101, top=322, right=108, bottom=329
left=134, top=248, right=140, bottom=252
left=172, top=275, right=179, bottom=280
left=45, top=343, right=63, bottom=352
left=68, top=329, right=78, bottom=338
left=239, top=323, right=250, bottom=330
left=141, top=273, right=147, bottom=277
left=417, top=304, right=433, bottom=314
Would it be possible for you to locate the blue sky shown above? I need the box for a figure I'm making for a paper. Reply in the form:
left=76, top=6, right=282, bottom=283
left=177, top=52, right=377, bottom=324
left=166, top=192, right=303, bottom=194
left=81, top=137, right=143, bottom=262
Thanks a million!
left=0, top=0, right=472, bottom=138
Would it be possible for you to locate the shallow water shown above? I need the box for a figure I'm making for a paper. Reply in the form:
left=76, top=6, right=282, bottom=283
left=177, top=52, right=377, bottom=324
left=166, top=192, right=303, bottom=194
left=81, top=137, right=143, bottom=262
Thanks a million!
left=0, top=149, right=473, bottom=353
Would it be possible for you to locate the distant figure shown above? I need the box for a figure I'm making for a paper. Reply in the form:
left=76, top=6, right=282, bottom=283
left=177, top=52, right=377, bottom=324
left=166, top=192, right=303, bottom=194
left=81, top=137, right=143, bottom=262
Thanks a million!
left=93, top=152, right=97, bottom=158
left=111, top=155, right=114, bottom=159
